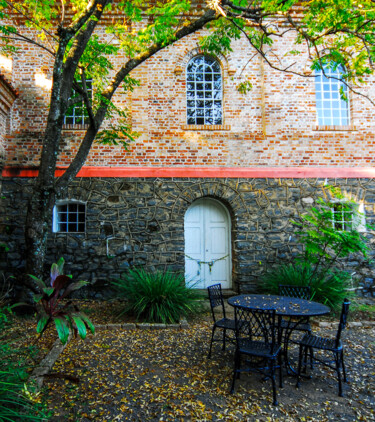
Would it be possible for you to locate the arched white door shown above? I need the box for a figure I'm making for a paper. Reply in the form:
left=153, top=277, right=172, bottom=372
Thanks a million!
left=184, top=198, right=231, bottom=289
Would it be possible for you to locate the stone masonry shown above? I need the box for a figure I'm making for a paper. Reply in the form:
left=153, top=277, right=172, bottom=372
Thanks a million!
left=1, top=176, right=374, bottom=295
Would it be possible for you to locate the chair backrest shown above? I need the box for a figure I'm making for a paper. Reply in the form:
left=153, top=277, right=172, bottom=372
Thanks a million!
left=335, top=299, right=351, bottom=348
left=234, top=305, right=278, bottom=353
left=278, top=284, right=311, bottom=301
left=207, top=283, right=226, bottom=322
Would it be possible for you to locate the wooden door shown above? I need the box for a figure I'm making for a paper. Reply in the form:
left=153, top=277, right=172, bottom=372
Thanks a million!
left=184, top=198, right=231, bottom=289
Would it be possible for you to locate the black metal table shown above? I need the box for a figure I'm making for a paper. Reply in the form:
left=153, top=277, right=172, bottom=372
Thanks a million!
left=227, top=294, right=330, bottom=375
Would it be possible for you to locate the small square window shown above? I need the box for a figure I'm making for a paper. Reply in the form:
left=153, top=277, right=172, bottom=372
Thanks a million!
left=331, top=203, right=353, bottom=231
left=53, top=202, right=86, bottom=233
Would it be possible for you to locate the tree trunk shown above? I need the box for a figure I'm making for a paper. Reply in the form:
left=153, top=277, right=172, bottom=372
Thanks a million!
left=17, top=181, right=56, bottom=305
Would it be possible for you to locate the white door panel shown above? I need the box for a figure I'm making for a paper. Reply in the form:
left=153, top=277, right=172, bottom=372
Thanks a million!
left=184, top=198, right=231, bottom=289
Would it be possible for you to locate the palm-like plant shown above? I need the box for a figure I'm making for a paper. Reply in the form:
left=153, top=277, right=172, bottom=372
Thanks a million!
left=29, top=258, right=94, bottom=344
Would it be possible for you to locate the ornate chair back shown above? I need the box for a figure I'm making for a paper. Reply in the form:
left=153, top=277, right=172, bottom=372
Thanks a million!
left=278, top=284, right=311, bottom=301
left=234, top=306, right=278, bottom=354
left=207, top=283, right=227, bottom=323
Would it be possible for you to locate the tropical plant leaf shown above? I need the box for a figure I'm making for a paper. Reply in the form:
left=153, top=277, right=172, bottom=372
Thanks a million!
left=56, top=256, right=65, bottom=274
left=36, top=313, right=49, bottom=334
left=71, top=314, right=88, bottom=339
left=52, top=274, right=71, bottom=290
left=78, top=313, right=95, bottom=335
left=42, top=287, right=54, bottom=297
left=60, top=280, right=88, bottom=300
left=54, top=317, right=70, bottom=345
left=50, top=262, right=60, bottom=286
left=32, top=293, right=43, bottom=303
left=28, top=274, right=47, bottom=291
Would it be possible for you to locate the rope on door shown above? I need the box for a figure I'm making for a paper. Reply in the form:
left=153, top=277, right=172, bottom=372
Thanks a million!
left=184, top=254, right=229, bottom=275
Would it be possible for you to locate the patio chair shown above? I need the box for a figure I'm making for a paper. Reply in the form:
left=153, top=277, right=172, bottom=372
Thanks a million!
left=278, top=284, right=312, bottom=334
left=207, top=283, right=235, bottom=358
left=296, top=299, right=351, bottom=397
left=230, top=306, right=283, bottom=406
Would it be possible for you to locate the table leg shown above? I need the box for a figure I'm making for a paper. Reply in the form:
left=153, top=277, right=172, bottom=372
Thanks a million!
left=278, top=315, right=311, bottom=377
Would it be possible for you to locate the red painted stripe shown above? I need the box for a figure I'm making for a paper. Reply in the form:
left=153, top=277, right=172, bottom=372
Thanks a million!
left=2, top=166, right=375, bottom=178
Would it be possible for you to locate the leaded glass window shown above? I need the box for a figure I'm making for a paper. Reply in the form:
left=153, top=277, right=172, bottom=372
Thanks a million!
left=315, top=64, right=349, bottom=126
left=186, top=56, right=222, bottom=125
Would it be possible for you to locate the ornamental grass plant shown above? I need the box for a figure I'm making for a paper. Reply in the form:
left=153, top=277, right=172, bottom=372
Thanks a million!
left=112, top=268, right=204, bottom=324
left=260, top=262, right=352, bottom=311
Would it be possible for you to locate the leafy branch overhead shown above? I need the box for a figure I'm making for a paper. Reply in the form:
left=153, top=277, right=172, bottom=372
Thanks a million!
left=204, top=0, right=375, bottom=103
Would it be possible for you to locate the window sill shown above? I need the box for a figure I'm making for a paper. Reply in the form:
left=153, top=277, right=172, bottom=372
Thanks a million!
left=63, top=124, right=89, bottom=131
left=181, top=124, right=231, bottom=131
left=313, top=125, right=357, bottom=132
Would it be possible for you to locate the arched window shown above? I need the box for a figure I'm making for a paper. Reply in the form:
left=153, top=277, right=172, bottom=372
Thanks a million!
left=315, top=64, right=349, bottom=126
left=186, top=56, right=222, bottom=125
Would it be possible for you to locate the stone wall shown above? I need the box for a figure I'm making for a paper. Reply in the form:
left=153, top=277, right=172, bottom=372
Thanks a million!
left=1, top=177, right=374, bottom=297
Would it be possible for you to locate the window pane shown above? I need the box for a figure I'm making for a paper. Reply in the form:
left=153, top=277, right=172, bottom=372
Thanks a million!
left=315, top=64, right=349, bottom=125
left=64, top=79, right=93, bottom=125
left=55, top=202, right=86, bottom=233
left=186, top=56, right=222, bottom=126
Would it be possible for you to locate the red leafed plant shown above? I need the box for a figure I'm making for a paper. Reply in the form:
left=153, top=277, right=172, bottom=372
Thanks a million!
left=29, top=257, right=95, bottom=344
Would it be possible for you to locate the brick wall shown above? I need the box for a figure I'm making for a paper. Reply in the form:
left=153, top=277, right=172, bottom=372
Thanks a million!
left=1, top=25, right=375, bottom=168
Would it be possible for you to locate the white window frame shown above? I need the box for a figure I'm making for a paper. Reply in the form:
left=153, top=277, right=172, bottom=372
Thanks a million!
left=330, top=200, right=366, bottom=232
left=315, top=64, right=350, bottom=126
left=53, top=200, right=86, bottom=233
left=64, top=79, right=93, bottom=125
left=186, top=55, right=222, bottom=125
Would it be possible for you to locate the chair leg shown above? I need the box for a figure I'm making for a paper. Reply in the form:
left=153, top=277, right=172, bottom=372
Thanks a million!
left=222, top=328, right=226, bottom=351
left=296, top=344, right=304, bottom=389
left=270, top=359, right=278, bottom=406
left=208, top=325, right=216, bottom=358
left=230, top=351, right=240, bottom=394
left=278, top=352, right=283, bottom=389
left=335, top=352, right=343, bottom=397
left=341, top=350, right=347, bottom=382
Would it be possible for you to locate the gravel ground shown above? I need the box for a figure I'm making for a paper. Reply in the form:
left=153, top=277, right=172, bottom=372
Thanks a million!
left=42, top=317, right=375, bottom=421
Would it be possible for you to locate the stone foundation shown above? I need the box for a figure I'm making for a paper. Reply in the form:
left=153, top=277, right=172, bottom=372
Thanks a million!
left=1, top=176, right=374, bottom=296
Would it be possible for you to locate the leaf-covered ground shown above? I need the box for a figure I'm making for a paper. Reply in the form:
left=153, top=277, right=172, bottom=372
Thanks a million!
left=43, top=317, right=375, bottom=421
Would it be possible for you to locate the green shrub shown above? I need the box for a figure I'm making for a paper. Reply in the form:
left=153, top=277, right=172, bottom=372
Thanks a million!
left=260, top=262, right=353, bottom=311
left=112, top=268, right=204, bottom=323
left=261, top=186, right=372, bottom=311
left=0, top=307, right=50, bottom=421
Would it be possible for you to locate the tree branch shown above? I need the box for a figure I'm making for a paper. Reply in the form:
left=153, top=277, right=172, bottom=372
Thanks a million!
left=0, top=34, right=55, bottom=56
left=4, top=0, right=58, bottom=42
left=230, top=17, right=375, bottom=106
left=56, top=8, right=218, bottom=189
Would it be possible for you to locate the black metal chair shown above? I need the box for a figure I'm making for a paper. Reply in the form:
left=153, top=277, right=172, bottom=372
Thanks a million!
left=296, top=299, right=351, bottom=397
left=278, top=284, right=312, bottom=334
left=230, top=306, right=283, bottom=406
left=207, top=283, right=235, bottom=358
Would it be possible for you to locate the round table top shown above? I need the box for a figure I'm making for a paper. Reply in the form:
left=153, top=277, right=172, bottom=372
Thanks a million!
left=227, top=294, right=330, bottom=317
